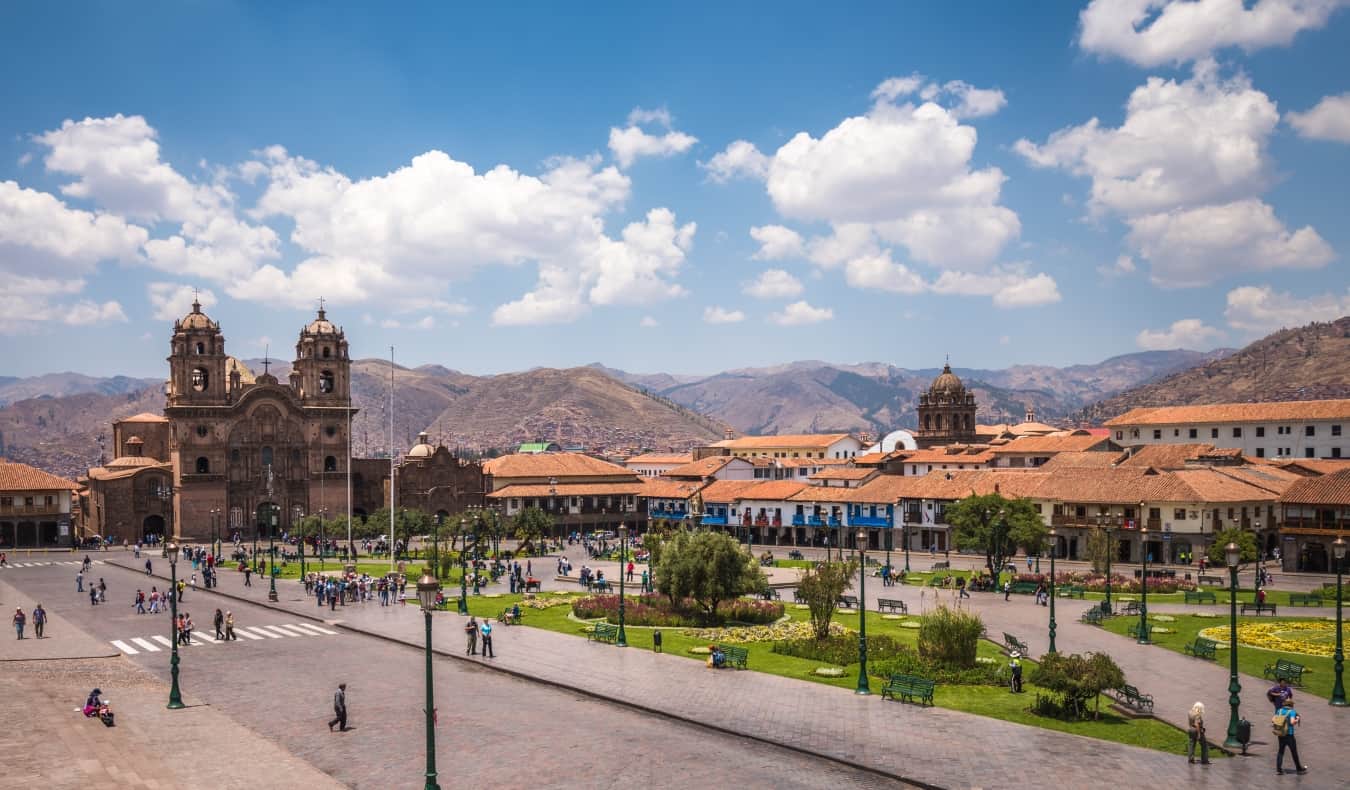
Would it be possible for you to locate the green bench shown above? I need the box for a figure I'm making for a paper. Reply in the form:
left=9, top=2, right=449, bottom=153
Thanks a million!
left=1288, top=593, right=1322, bottom=606
left=880, top=673, right=936, bottom=706
left=1127, top=621, right=1152, bottom=640
left=930, top=561, right=949, bottom=571
left=720, top=644, right=749, bottom=670
left=837, top=595, right=860, bottom=609
left=1112, top=684, right=1154, bottom=713
left=1184, top=637, right=1217, bottom=660
left=1263, top=658, right=1306, bottom=686
left=1184, top=590, right=1217, bottom=605
left=876, top=598, right=907, bottom=614
left=1240, top=602, right=1278, bottom=615
left=1059, top=585, right=1085, bottom=599
left=1080, top=607, right=1105, bottom=625
left=1121, top=600, right=1141, bottom=616
left=497, top=607, right=523, bottom=624
left=1003, top=632, right=1029, bottom=655
left=1009, top=581, right=1039, bottom=595
left=588, top=623, right=619, bottom=644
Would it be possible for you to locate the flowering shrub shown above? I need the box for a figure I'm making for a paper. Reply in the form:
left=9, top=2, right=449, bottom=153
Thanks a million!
left=570, top=594, right=783, bottom=627
left=871, top=646, right=1004, bottom=686
left=772, top=632, right=906, bottom=664
left=1200, top=620, right=1335, bottom=657
left=684, top=620, right=842, bottom=644
left=521, top=596, right=573, bottom=610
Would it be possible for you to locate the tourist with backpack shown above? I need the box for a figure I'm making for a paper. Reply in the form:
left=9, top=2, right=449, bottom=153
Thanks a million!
left=1273, top=702, right=1308, bottom=775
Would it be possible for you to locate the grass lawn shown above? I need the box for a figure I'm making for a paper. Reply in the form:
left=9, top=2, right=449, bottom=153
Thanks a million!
left=900, top=570, right=1332, bottom=607
left=1097, top=613, right=1339, bottom=701
left=225, top=558, right=463, bottom=583
left=463, top=592, right=1191, bottom=755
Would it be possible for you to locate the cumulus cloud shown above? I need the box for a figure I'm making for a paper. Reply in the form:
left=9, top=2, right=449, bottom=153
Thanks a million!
left=843, top=251, right=926, bottom=294
left=640, top=315, right=659, bottom=328
left=1127, top=199, right=1334, bottom=287
left=1136, top=318, right=1226, bottom=350
left=770, top=300, right=833, bottom=326
left=148, top=282, right=217, bottom=320
left=930, top=266, right=1062, bottom=308
left=1098, top=255, right=1138, bottom=278
left=1224, top=285, right=1350, bottom=333
left=744, top=269, right=804, bottom=299
left=0, top=180, right=146, bottom=277
left=701, top=140, right=770, bottom=183
left=63, top=300, right=128, bottom=325
left=607, top=107, right=698, bottom=168
left=702, top=306, right=745, bottom=324
left=1078, top=0, right=1347, bottom=67
left=749, top=225, right=805, bottom=260
left=1287, top=93, right=1350, bottom=143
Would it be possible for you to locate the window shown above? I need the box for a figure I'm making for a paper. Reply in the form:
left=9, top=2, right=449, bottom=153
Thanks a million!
left=191, top=367, right=209, bottom=392
left=195, top=342, right=205, bottom=354
left=324, top=455, right=337, bottom=472
left=0, top=497, right=11, bottom=507
left=25, top=497, right=34, bottom=507
left=195, top=456, right=210, bottom=474
left=1188, top=428, right=1198, bottom=438
left=1115, top=431, right=1122, bottom=440
left=1306, top=448, right=1316, bottom=458
left=1256, top=427, right=1265, bottom=437
left=261, top=446, right=273, bottom=466
left=325, top=425, right=337, bottom=437
left=1334, top=425, right=1342, bottom=437
left=1152, top=429, right=1162, bottom=439
left=322, top=346, right=331, bottom=359
left=1306, top=425, right=1316, bottom=437
left=1233, top=427, right=1242, bottom=438
left=1334, top=448, right=1342, bottom=459
left=1210, top=428, right=1219, bottom=438
left=195, top=424, right=208, bottom=438
left=1148, top=507, right=1160, bottom=520
left=1131, top=429, right=1139, bottom=438
left=44, top=495, right=54, bottom=506
left=1173, top=429, right=1180, bottom=437
left=1174, top=509, right=1186, bottom=521
left=319, top=370, right=334, bottom=393
left=1256, top=447, right=1265, bottom=458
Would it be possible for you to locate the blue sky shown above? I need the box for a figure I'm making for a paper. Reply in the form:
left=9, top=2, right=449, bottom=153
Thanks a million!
left=2, top=1, right=1348, bottom=378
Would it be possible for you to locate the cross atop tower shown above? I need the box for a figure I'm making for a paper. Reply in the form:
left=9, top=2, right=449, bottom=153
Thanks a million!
left=317, top=296, right=326, bottom=317
left=191, top=286, right=201, bottom=312
left=263, top=343, right=270, bottom=375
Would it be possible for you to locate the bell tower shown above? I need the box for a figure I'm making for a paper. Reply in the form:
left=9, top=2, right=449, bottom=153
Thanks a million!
left=292, top=300, right=350, bottom=404
left=167, top=296, right=228, bottom=406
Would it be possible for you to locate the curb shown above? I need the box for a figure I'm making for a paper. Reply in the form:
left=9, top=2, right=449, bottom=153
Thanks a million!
left=106, top=557, right=940, bottom=790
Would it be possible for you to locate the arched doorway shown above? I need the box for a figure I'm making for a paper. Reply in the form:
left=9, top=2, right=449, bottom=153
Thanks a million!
left=0, top=522, right=14, bottom=547
left=17, top=521, right=37, bottom=547
left=39, top=521, right=59, bottom=546
left=143, top=515, right=166, bottom=542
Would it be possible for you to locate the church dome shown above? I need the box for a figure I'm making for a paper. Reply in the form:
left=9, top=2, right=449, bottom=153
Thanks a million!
left=930, top=363, right=964, bottom=395
left=179, top=297, right=216, bottom=330
left=303, top=307, right=339, bottom=336
left=407, top=431, right=435, bottom=458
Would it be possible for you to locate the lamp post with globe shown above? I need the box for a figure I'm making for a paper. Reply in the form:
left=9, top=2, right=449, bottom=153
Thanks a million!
left=417, top=572, right=441, bottom=790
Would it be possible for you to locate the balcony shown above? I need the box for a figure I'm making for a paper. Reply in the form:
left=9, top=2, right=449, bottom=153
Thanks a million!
left=648, top=508, right=688, bottom=521
left=903, top=510, right=922, bottom=525
left=1279, top=518, right=1348, bottom=532
left=851, top=515, right=893, bottom=528
left=701, top=514, right=728, bottom=526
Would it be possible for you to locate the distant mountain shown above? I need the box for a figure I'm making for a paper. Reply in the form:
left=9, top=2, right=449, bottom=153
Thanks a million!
left=0, top=372, right=162, bottom=407
left=1081, top=317, right=1350, bottom=421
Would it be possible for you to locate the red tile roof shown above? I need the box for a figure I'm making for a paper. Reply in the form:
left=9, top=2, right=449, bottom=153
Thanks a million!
left=486, top=482, right=647, bottom=498
left=0, top=461, right=79, bottom=491
left=1281, top=470, right=1350, bottom=506
left=713, top=433, right=855, bottom=449
left=484, top=452, right=634, bottom=479
left=1104, top=399, right=1350, bottom=427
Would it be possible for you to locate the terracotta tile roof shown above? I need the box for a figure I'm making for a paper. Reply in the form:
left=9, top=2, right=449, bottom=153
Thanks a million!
left=664, top=456, right=739, bottom=478
left=1167, top=469, right=1280, bottom=503
left=712, top=433, right=854, bottom=450
left=902, top=448, right=995, bottom=466
left=990, top=433, right=1113, bottom=454
left=639, top=479, right=708, bottom=499
left=1276, top=459, right=1350, bottom=477
left=776, top=457, right=849, bottom=468
left=624, top=452, right=693, bottom=465
left=788, top=486, right=858, bottom=503
left=0, top=461, right=80, bottom=491
left=698, top=480, right=762, bottom=503
left=1210, top=465, right=1303, bottom=495
left=1008, top=421, right=1060, bottom=435
left=484, top=452, right=634, bottom=479
left=486, top=481, right=648, bottom=498
left=120, top=412, right=168, bottom=423
left=1116, top=444, right=1217, bottom=470
left=735, top=480, right=812, bottom=500
left=1104, top=399, right=1350, bottom=427
left=810, top=467, right=877, bottom=480
left=855, top=450, right=907, bottom=466
left=1281, top=469, right=1350, bottom=505
left=1037, top=452, right=1123, bottom=470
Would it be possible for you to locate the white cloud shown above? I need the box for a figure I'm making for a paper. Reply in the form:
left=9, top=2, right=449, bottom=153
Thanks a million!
left=608, top=108, right=698, bottom=169
left=640, top=315, right=659, bottom=328
left=701, top=140, right=770, bottom=183
left=0, top=180, right=147, bottom=277
left=1127, top=199, right=1334, bottom=287
left=702, top=306, right=745, bottom=324
left=1136, top=318, right=1226, bottom=350
left=1224, top=285, right=1350, bottom=333
left=871, top=74, right=926, bottom=103
left=935, top=80, right=1007, bottom=119
left=749, top=225, right=805, bottom=260
left=930, top=266, right=1062, bottom=308
left=1078, top=0, right=1347, bottom=67
left=744, top=269, right=804, bottom=299
left=377, top=315, right=438, bottom=330
left=805, top=224, right=879, bottom=268
left=1098, top=254, right=1138, bottom=278
left=843, top=252, right=927, bottom=294
left=1014, top=62, right=1278, bottom=217
left=770, top=300, right=833, bottom=326
left=1287, top=93, right=1350, bottom=143
left=148, top=282, right=217, bottom=320
left=63, top=300, right=127, bottom=325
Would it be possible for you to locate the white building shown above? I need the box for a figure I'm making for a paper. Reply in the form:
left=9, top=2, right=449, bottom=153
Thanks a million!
left=624, top=452, right=692, bottom=478
left=1104, top=400, right=1350, bottom=460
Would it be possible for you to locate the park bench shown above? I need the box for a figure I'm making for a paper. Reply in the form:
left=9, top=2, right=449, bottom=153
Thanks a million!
left=1240, top=602, right=1278, bottom=615
left=880, top=673, right=936, bottom=706
left=1288, top=592, right=1322, bottom=606
left=1059, top=585, right=1086, bottom=599
left=1198, top=575, right=1224, bottom=586
left=522, top=578, right=542, bottom=592
left=1263, top=659, right=1306, bottom=686
left=793, top=589, right=807, bottom=603
left=1183, top=637, right=1217, bottom=660
left=788, top=550, right=804, bottom=560
left=1003, top=632, right=1028, bottom=655
left=1080, top=607, right=1105, bottom=625
left=497, top=607, right=523, bottom=625
left=720, top=645, right=749, bottom=670
left=1111, top=684, right=1154, bottom=713
left=930, top=561, right=950, bottom=571
left=590, top=579, right=612, bottom=593
left=1121, top=601, right=1141, bottom=616
left=588, top=623, right=619, bottom=644
left=1127, top=621, right=1152, bottom=641
left=1009, top=582, right=1039, bottom=595
left=760, top=588, right=782, bottom=601
left=877, top=598, right=908, bottom=614
left=1184, top=590, right=1217, bottom=605
left=837, top=595, right=860, bottom=610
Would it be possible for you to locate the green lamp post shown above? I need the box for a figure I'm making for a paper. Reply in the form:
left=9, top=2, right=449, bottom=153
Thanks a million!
left=416, top=572, right=441, bottom=790
left=1136, top=510, right=1149, bottom=645
left=268, top=504, right=279, bottom=602
left=166, top=542, right=184, bottom=709
left=902, top=508, right=910, bottom=573
left=1223, top=541, right=1243, bottom=747
left=855, top=528, right=870, bottom=695
left=616, top=524, right=628, bottom=647
left=1331, top=536, right=1346, bottom=707
left=1048, top=527, right=1057, bottom=654
left=456, top=519, right=468, bottom=615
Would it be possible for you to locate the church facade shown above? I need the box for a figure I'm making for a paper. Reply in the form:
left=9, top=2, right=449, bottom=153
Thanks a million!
left=913, top=363, right=978, bottom=448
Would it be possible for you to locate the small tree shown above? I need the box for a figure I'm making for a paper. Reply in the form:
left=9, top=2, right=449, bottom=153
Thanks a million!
left=797, top=560, right=858, bottom=640
left=512, top=507, right=551, bottom=556
left=1030, top=651, right=1125, bottom=719
left=1205, top=527, right=1260, bottom=569
left=655, top=529, right=764, bottom=625
left=917, top=606, right=983, bottom=668
left=1085, top=526, right=1112, bottom=575
left=947, top=494, right=1047, bottom=588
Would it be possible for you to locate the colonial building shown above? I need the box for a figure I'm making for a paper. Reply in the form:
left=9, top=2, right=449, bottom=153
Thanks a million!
left=914, top=363, right=978, bottom=447
left=484, top=451, right=644, bottom=535
left=1105, top=400, right=1350, bottom=460
left=1278, top=469, right=1350, bottom=572
left=708, top=433, right=863, bottom=460
left=1, top=461, right=79, bottom=548
left=391, top=432, right=486, bottom=520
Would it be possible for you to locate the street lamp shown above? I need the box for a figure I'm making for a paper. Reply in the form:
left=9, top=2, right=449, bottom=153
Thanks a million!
left=855, top=528, right=870, bottom=695
left=416, top=572, right=441, bottom=790
left=456, top=518, right=468, bottom=615
left=1137, top=515, right=1150, bottom=645
left=1223, top=541, right=1244, bottom=748
left=1048, top=527, right=1057, bottom=654
left=903, top=506, right=910, bottom=573
left=1331, top=536, right=1346, bottom=707
left=166, top=542, right=184, bottom=709
left=210, top=508, right=220, bottom=565
left=616, top=524, right=628, bottom=647
left=1099, top=513, right=1115, bottom=613
left=268, top=504, right=279, bottom=602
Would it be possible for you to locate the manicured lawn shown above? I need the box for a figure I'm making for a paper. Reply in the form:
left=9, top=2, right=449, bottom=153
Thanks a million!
left=463, top=592, right=1191, bottom=754
left=770, top=559, right=815, bottom=569
left=225, top=558, right=463, bottom=583
left=1097, top=613, right=1339, bottom=701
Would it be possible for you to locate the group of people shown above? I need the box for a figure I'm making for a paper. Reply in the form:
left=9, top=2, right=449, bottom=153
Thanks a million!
left=11, top=604, right=45, bottom=639
left=462, top=616, right=495, bottom=658
left=305, top=571, right=406, bottom=610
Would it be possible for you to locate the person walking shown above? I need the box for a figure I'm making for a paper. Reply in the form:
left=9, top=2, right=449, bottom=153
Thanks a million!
left=135, top=589, right=145, bottom=614
left=480, top=619, right=494, bottom=658
left=1003, top=580, right=1011, bottom=601
left=89, top=587, right=98, bottom=606
left=176, top=579, right=185, bottom=603
left=13, top=607, right=26, bottom=639
left=32, top=604, right=46, bottom=639
left=213, top=608, right=225, bottom=640
left=97, top=578, right=107, bottom=603
left=145, top=558, right=152, bottom=576
left=1267, top=678, right=1293, bottom=711
left=76, top=570, right=84, bottom=593
left=1186, top=701, right=1211, bottom=765
left=244, top=566, right=252, bottom=586
left=465, top=616, right=479, bottom=655
left=224, top=611, right=237, bottom=640
left=1274, top=701, right=1307, bottom=775
left=328, top=683, right=348, bottom=732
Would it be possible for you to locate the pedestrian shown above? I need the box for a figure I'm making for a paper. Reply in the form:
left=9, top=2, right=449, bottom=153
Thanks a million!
left=465, top=616, right=479, bottom=655
left=627, top=561, right=635, bottom=582
left=89, top=587, right=98, bottom=606
left=176, top=579, right=185, bottom=602
left=98, top=578, right=107, bottom=603
left=225, top=611, right=237, bottom=640
left=190, top=572, right=197, bottom=592
left=1003, top=580, right=1011, bottom=601
left=149, top=587, right=160, bottom=614
left=1027, top=555, right=1033, bottom=571
left=32, top=604, right=46, bottom=638
left=328, top=683, right=348, bottom=732
left=13, top=607, right=27, bottom=639
left=244, top=567, right=252, bottom=586
left=1267, top=677, right=1293, bottom=710
left=145, top=558, right=152, bottom=576
left=1008, top=651, right=1023, bottom=693
left=480, top=619, right=494, bottom=658
left=1186, top=701, right=1211, bottom=765
left=1273, top=700, right=1307, bottom=775
left=76, top=570, right=84, bottom=592
left=214, top=608, right=225, bottom=640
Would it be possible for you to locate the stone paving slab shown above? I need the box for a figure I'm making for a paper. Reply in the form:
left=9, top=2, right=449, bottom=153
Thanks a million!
left=0, top=577, right=118, bottom=661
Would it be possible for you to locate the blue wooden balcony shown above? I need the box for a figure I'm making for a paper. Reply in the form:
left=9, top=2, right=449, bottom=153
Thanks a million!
left=701, top=514, right=727, bottom=526
left=851, top=515, right=893, bottom=528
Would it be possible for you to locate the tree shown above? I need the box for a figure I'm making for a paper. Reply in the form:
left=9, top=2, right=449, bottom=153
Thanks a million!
left=1030, top=652, right=1125, bottom=720
left=947, top=494, right=1047, bottom=588
left=1205, top=527, right=1260, bottom=569
left=513, top=507, right=551, bottom=556
left=796, top=560, right=858, bottom=640
left=644, top=519, right=677, bottom=570
left=1084, top=526, right=1112, bottom=575
left=655, top=529, right=764, bottom=625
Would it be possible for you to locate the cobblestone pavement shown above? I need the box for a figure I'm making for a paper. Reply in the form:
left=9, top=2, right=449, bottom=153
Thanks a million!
left=94, top=553, right=1348, bottom=789
left=11, top=559, right=918, bottom=789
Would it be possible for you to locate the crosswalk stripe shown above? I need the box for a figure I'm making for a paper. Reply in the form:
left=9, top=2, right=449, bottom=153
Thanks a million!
left=93, top=560, right=105, bottom=565
left=193, top=632, right=218, bottom=644
left=242, top=626, right=282, bottom=639
left=289, top=623, right=336, bottom=636
left=151, top=635, right=173, bottom=648
left=232, top=628, right=263, bottom=640
left=254, top=625, right=293, bottom=638
left=132, top=637, right=161, bottom=652
left=267, top=624, right=311, bottom=637
left=111, top=640, right=138, bottom=655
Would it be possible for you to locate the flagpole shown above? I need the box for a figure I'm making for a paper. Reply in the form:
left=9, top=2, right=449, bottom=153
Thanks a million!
left=389, top=345, right=396, bottom=572
left=347, top=385, right=353, bottom=553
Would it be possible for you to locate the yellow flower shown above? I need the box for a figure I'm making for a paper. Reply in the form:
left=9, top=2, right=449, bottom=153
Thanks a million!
left=1199, top=620, right=1335, bottom=657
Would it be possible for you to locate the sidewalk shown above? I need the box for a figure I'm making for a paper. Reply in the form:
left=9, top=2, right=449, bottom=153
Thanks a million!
left=105, top=554, right=1318, bottom=790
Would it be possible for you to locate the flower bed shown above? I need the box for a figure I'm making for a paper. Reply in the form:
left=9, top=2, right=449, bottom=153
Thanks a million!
left=683, top=620, right=839, bottom=644
left=521, top=596, right=573, bottom=610
left=772, top=632, right=906, bottom=664
left=571, top=593, right=784, bottom=627
left=812, top=667, right=846, bottom=677
left=870, top=647, right=1004, bottom=686
left=1199, top=620, right=1336, bottom=657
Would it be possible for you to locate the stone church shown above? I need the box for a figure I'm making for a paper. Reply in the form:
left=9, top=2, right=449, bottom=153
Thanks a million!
left=912, top=362, right=978, bottom=448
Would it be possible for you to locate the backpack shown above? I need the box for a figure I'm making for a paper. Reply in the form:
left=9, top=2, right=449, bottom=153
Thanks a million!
left=1271, top=712, right=1289, bottom=736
